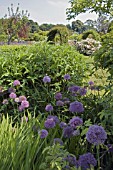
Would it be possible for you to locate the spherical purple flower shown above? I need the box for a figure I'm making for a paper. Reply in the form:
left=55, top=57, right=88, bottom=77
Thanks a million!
left=54, top=92, right=62, bottom=100
left=68, top=85, right=80, bottom=93
left=65, top=155, right=77, bottom=166
left=63, top=126, right=74, bottom=138
left=45, top=104, right=53, bottom=112
left=13, top=80, right=20, bottom=86
left=21, top=100, right=29, bottom=108
left=59, top=122, right=67, bottom=129
left=56, top=100, right=64, bottom=106
left=39, top=129, right=48, bottom=138
left=2, top=99, right=8, bottom=105
left=86, top=125, right=107, bottom=145
left=19, top=96, right=27, bottom=102
left=8, top=87, right=16, bottom=93
left=72, top=129, right=80, bottom=136
left=69, top=116, right=83, bottom=128
left=43, top=75, right=51, bottom=83
left=78, top=153, right=97, bottom=170
left=53, top=138, right=63, bottom=145
left=18, top=105, right=24, bottom=112
left=64, top=74, right=71, bottom=80
left=44, top=118, right=56, bottom=129
left=79, top=88, right=87, bottom=96
left=47, top=115, right=60, bottom=124
left=9, top=92, right=17, bottom=99
left=88, top=81, right=94, bottom=86
left=69, top=101, right=84, bottom=113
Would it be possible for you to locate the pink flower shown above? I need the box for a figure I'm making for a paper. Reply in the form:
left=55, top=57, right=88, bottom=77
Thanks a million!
left=19, top=96, right=27, bottom=102
left=13, top=80, right=20, bottom=86
left=21, top=100, right=29, bottom=108
left=9, top=92, right=17, bottom=99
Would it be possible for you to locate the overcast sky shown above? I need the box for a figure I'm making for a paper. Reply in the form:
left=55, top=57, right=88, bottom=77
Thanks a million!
left=0, top=0, right=98, bottom=25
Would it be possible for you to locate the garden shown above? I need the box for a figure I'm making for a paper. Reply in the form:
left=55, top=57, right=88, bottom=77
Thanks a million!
left=0, top=1, right=113, bottom=170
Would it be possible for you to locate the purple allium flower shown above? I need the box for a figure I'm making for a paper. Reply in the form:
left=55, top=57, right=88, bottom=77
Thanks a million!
left=2, top=99, right=8, bottom=104
left=62, top=165, right=71, bottom=170
left=18, top=105, right=24, bottom=112
left=69, top=101, right=84, bottom=113
left=64, top=74, right=71, bottom=80
left=43, top=75, right=51, bottom=83
left=21, top=100, right=29, bottom=108
left=39, top=129, right=48, bottom=138
left=19, top=96, right=27, bottom=102
left=86, top=125, right=107, bottom=145
left=44, top=118, right=56, bottom=129
left=72, top=129, right=80, bottom=136
left=59, top=122, right=67, bottom=129
left=63, top=126, right=74, bottom=138
left=78, top=153, right=97, bottom=170
left=88, top=81, right=94, bottom=86
left=45, top=104, right=53, bottom=112
left=79, top=88, right=87, bottom=96
left=14, top=97, right=19, bottom=103
left=55, top=92, right=62, bottom=100
left=56, top=100, right=64, bottom=106
left=8, top=87, right=16, bottom=93
left=68, top=85, right=80, bottom=93
left=47, top=115, right=60, bottom=124
left=69, top=116, right=83, bottom=128
left=65, top=155, right=77, bottom=166
left=13, top=80, right=20, bottom=86
left=53, top=138, right=63, bottom=145
left=9, top=92, right=17, bottom=99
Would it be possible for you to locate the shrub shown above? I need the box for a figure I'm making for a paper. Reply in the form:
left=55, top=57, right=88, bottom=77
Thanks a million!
left=82, top=29, right=100, bottom=41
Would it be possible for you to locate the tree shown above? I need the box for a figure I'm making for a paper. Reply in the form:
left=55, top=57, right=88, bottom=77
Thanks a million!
left=3, top=3, right=30, bottom=44
left=39, top=23, right=55, bottom=31
left=66, top=0, right=113, bottom=20
left=71, top=20, right=85, bottom=33
left=28, top=19, right=39, bottom=33
left=84, top=19, right=96, bottom=30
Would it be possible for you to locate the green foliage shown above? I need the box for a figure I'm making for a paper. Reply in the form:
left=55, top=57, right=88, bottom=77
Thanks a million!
left=47, top=26, right=69, bottom=44
left=0, top=34, right=8, bottom=42
left=82, top=29, right=100, bottom=41
left=66, top=0, right=113, bottom=20
left=93, top=30, right=113, bottom=75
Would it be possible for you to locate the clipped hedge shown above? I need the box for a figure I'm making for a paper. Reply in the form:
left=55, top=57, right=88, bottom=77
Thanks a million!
left=0, top=42, right=88, bottom=113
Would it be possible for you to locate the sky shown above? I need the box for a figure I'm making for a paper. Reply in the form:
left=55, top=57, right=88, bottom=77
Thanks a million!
left=0, top=0, right=98, bottom=25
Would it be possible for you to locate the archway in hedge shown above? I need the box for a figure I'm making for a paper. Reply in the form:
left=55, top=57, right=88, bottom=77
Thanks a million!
left=47, top=26, right=69, bottom=45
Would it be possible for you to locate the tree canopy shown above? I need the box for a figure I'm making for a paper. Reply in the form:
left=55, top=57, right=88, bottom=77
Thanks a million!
left=66, top=0, right=113, bottom=20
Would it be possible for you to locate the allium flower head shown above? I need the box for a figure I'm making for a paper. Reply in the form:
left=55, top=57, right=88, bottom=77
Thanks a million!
left=64, top=155, right=77, bottom=166
left=53, top=138, right=63, bottom=145
left=13, top=80, right=20, bottom=86
left=14, top=97, right=19, bottom=103
left=79, top=88, right=87, bottom=96
left=19, top=96, right=27, bottom=102
left=44, top=118, right=56, bottom=129
left=18, top=105, right=24, bottom=112
left=2, top=99, right=8, bottom=105
left=59, top=122, right=67, bottom=129
left=8, top=87, right=16, bottom=93
left=68, top=85, right=80, bottom=93
left=43, top=75, right=51, bottom=83
left=39, top=129, right=48, bottom=138
left=63, top=126, right=74, bottom=138
left=21, top=100, right=29, bottom=108
left=86, top=125, right=107, bottom=145
left=69, top=116, right=83, bottom=128
left=88, top=81, right=94, bottom=86
left=47, top=115, right=60, bottom=124
left=78, top=152, right=97, bottom=170
left=45, top=104, right=53, bottom=112
left=56, top=100, right=64, bottom=106
left=69, top=101, right=84, bottom=113
left=64, top=74, right=71, bottom=80
left=9, top=92, right=17, bottom=99
left=54, top=92, right=62, bottom=100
